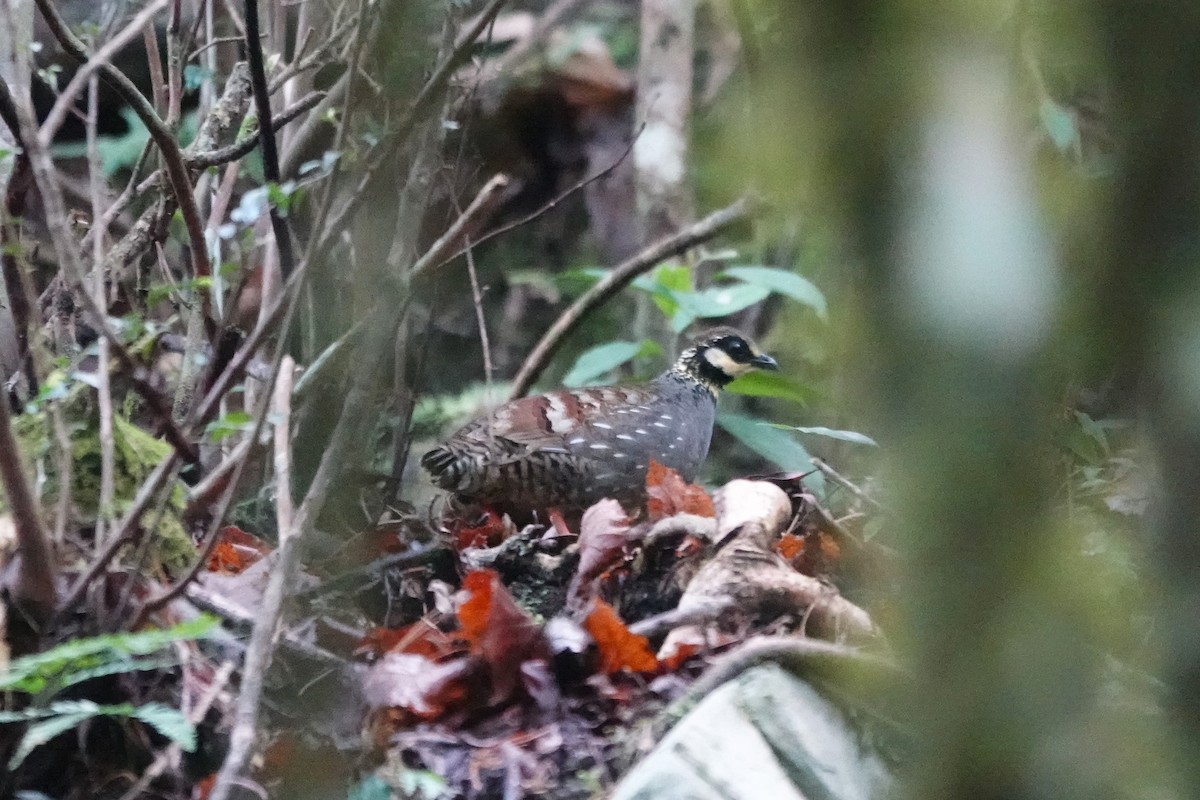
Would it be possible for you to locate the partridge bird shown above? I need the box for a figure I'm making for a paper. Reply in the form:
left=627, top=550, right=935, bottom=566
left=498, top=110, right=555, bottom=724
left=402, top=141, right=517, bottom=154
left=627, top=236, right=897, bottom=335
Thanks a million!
left=421, top=328, right=777, bottom=515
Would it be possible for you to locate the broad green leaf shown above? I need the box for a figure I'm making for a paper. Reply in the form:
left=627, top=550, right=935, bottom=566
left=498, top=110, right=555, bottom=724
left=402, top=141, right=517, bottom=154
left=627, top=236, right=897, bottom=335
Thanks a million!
left=678, top=283, right=771, bottom=319
left=717, top=413, right=825, bottom=496
left=563, top=340, right=658, bottom=387
left=773, top=424, right=878, bottom=446
left=725, top=371, right=815, bottom=406
left=632, top=263, right=693, bottom=323
left=721, top=266, right=828, bottom=319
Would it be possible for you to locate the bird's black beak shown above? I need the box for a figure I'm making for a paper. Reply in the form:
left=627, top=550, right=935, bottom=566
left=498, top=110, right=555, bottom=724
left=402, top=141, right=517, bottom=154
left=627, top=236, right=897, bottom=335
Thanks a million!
left=751, top=353, right=779, bottom=371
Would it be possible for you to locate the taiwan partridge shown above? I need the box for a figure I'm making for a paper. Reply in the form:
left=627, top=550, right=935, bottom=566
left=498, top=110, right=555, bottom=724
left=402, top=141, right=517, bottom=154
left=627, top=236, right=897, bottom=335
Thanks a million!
left=421, top=328, right=777, bottom=515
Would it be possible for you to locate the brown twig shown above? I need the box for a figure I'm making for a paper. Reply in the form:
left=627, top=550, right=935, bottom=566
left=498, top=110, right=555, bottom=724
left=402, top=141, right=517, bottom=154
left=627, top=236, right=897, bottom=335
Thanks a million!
left=187, top=90, right=324, bottom=169
left=86, top=76, right=116, bottom=544
left=409, top=173, right=512, bottom=280
left=508, top=195, right=756, bottom=398
left=0, top=77, right=37, bottom=393
left=0, top=385, right=57, bottom=625
left=38, top=0, right=172, bottom=144
left=437, top=125, right=641, bottom=269
left=33, top=0, right=212, bottom=323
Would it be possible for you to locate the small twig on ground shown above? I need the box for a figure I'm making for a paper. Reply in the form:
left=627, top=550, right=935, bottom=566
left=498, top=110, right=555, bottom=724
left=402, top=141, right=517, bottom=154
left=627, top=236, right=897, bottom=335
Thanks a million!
left=292, top=546, right=451, bottom=603
left=206, top=356, right=296, bottom=800
left=509, top=196, right=756, bottom=398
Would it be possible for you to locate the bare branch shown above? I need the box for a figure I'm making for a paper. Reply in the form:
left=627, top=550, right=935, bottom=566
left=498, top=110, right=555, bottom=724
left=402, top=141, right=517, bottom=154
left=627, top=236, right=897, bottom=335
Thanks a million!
left=243, top=0, right=295, bottom=279
left=37, top=0, right=171, bottom=145
left=33, top=0, right=213, bottom=322
left=508, top=196, right=756, bottom=399
left=206, top=356, right=295, bottom=800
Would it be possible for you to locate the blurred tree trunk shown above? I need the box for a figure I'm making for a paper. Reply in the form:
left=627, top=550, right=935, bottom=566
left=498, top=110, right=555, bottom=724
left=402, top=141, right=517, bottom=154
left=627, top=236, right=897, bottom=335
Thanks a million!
left=0, top=0, right=32, bottom=393
left=1097, top=2, right=1200, bottom=796
left=634, top=0, right=696, bottom=348
left=635, top=0, right=696, bottom=241
left=761, top=1, right=1114, bottom=798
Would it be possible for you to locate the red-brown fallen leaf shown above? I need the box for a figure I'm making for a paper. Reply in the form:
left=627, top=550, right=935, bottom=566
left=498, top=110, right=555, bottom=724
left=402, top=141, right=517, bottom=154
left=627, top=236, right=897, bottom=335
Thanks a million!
left=776, top=532, right=805, bottom=560
left=205, top=526, right=270, bottom=574
left=785, top=530, right=842, bottom=576
left=458, top=570, right=550, bottom=703
left=646, top=460, right=715, bottom=520
left=584, top=599, right=657, bottom=674
left=353, top=619, right=459, bottom=661
left=450, top=508, right=509, bottom=551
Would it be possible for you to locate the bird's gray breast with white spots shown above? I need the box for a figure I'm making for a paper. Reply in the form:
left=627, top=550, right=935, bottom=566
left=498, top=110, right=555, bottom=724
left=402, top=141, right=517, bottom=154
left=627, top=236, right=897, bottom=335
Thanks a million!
left=565, top=376, right=717, bottom=496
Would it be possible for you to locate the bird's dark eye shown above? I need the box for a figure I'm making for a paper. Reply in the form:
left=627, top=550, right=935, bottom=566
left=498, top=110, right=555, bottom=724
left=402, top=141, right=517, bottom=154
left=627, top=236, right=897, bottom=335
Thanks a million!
left=724, top=338, right=748, bottom=356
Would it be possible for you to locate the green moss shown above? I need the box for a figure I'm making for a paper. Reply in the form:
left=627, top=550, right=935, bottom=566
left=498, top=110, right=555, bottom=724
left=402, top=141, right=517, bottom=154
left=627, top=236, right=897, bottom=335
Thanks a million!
left=4, top=394, right=195, bottom=572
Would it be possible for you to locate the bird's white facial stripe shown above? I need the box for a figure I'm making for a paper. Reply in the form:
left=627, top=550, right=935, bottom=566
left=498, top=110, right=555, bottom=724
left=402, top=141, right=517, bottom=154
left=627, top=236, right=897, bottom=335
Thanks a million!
left=704, top=348, right=753, bottom=377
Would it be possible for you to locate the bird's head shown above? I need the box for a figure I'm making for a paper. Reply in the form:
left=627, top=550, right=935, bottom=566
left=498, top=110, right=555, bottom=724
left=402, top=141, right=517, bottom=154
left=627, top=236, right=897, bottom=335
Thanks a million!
left=673, top=327, right=778, bottom=391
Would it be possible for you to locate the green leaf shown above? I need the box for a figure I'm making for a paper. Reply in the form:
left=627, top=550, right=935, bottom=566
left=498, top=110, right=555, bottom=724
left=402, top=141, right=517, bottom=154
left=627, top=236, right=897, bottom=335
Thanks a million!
left=772, top=424, right=878, bottom=446
left=348, top=775, right=395, bottom=800
left=717, top=413, right=825, bottom=497
left=678, top=283, right=772, bottom=320
left=205, top=410, right=253, bottom=443
left=131, top=703, right=196, bottom=752
left=183, top=64, right=213, bottom=91
left=721, top=266, right=827, bottom=319
left=725, top=371, right=815, bottom=406
left=1039, top=97, right=1079, bottom=153
left=10, top=706, right=101, bottom=768
left=1, top=700, right=195, bottom=768
left=0, top=616, right=217, bottom=694
left=563, top=340, right=658, bottom=387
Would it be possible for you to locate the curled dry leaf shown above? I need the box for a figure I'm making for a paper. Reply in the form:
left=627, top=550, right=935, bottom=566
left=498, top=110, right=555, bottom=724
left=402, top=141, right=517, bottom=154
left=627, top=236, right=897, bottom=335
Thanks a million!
left=584, top=599, right=658, bottom=675
left=646, top=460, right=716, bottom=520
left=566, top=498, right=631, bottom=613
left=362, top=652, right=471, bottom=721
